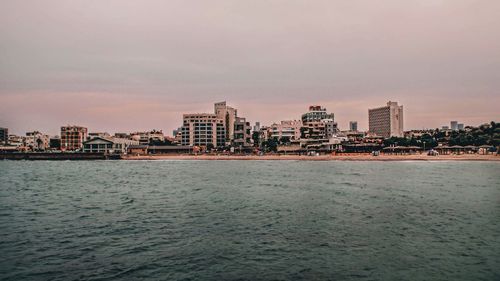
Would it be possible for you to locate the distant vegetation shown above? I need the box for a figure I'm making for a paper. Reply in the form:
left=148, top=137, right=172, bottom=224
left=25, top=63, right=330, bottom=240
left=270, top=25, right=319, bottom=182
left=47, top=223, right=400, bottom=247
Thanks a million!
left=385, top=121, right=499, bottom=148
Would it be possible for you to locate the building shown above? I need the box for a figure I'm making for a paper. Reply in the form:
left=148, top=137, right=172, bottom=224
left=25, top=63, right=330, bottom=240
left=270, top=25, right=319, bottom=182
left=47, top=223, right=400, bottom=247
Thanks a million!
left=50, top=136, right=61, bottom=150
left=114, top=133, right=130, bottom=139
left=300, top=106, right=338, bottom=139
left=61, top=125, right=88, bottom=151
left=181, top=113, right=226, bottom=147
left=215, top=101, right=237, bottom=143
left=457, top=123, right=464, bottom=130
left=368, top=101, right=404, bottom=138
left=323, top=119, right=338, bottom=138
left=270, top=120, right=302, bottom=140
left=233, top=117, right=252, bottom=147
left=253, top=122, right=261, bottom=133
left=349, top=121, right=358, bottom=132
left=130, top=130, right=165, bottom=145
left=8, top=134, right=23, bottom=147
left=83, top=137, right=139, bottom=154
left=25, top=131, right=50, bottom=151
left=450, top=121, right=458, bottom=131
left=301, top=106, right=335, bottom=124
left=0, top=127, right=8, bottom=145
left=88, top=132, right=111, bottom=139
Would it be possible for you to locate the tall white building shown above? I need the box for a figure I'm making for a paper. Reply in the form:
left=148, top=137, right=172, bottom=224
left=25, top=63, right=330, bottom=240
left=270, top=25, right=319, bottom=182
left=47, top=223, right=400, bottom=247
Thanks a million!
left=368, top=101, right=404, bottom=138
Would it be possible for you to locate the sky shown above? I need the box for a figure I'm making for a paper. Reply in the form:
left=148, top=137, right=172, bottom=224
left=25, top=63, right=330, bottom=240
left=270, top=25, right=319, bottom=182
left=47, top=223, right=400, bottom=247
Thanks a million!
left=1, top=0, right=499, bottom=136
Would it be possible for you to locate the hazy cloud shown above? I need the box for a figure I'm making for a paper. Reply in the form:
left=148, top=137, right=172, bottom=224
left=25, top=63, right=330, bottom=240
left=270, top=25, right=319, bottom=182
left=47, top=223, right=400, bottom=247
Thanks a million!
left=1, top=0, right=499, bottom=134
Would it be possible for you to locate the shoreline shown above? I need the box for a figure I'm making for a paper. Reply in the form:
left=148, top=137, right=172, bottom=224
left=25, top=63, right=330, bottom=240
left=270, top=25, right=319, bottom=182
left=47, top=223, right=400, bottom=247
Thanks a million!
left=122, top=154, right=499, bottom=161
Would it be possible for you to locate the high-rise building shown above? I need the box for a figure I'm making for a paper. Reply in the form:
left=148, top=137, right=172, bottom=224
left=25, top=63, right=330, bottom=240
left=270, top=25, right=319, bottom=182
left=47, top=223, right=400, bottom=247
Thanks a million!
left=368, top=101, right=404, bottom=138
left=0, top=127, right=8, bottom=145
left=61, top=125, right=88, bottom=151
left=181, top=114, right=226, bottom=147
left=450, top=121, right=458, bottom=131
left=349, top=121, right=358, bottom=132
left=457, top=123, right=464, bottom=130
left=214, top=101, right=237, bottom=143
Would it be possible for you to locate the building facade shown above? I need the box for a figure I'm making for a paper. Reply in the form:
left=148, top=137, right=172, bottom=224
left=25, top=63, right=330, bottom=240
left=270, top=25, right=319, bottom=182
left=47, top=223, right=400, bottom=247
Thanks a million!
left=83, top=137, right=139, bottom=154
left=214, top=101, right=237, bottom=143
left=270, top=120, right=302, bottom=140
left=300, top=106, right=338, bottom=139
left=181, top=113, right=226, bottom=147
left=25, top=131, right=50, bottom=151
left=0, top=127, right=8, bottom=145
left=450, top=121, right=458, bottom=131
left=61, top=125, right=88, bottom=151
left=301, top=106, right=335, bottom=124
left=130, top=130, right=165, bottom=145
left=233, top=117, right=252, bottom=147
left=349, top=121, right=358, bottom=132
left=368, top=101, right=404, bottom=138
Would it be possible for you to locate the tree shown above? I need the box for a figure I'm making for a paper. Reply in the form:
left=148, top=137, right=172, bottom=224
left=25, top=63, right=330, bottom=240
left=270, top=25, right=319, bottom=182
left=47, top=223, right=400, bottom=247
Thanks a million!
left=263, top=137, right=278, bottom=152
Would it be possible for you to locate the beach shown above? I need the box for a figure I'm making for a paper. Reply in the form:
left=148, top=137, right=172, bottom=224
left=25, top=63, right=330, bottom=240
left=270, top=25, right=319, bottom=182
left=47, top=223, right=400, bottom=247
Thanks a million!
left=123, top=153, right=499, bottom=161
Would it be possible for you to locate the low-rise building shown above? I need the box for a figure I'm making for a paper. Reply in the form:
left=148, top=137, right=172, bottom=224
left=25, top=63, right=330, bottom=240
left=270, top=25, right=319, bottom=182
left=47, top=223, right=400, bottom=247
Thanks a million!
left=25, top=131, right=50, bottom=151
left=8, top=134, right=24, bottom=147
left=88, top=132, right=111, bottom=139
left=131, top=130, right=165, bottom=145
left=83, top=137, right=139, bottom=154
left=270, top=120, right=302, bottom=140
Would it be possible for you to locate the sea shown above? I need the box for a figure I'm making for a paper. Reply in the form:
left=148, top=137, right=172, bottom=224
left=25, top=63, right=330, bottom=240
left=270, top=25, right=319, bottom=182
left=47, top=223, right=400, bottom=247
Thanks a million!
left=0, top=160, right=499, bottom=281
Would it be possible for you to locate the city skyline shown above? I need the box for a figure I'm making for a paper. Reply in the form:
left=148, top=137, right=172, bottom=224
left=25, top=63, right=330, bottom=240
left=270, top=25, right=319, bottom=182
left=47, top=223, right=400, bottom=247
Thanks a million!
left=1, top=0, right=499, bottom=135
left=1, top=98, right=497, bottom=136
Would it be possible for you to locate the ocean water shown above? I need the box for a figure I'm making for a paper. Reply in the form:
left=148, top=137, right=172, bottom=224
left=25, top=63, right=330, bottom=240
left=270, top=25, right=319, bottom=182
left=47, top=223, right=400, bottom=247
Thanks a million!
left=0, top=160, right=499, bottom=281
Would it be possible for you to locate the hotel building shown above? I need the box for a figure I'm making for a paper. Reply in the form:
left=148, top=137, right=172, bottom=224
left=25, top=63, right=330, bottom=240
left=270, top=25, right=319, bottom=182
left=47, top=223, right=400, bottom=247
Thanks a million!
left=61, top=125, right=88, bottom=151
left=368, top=101, right=404, bottom=138
left=181, top=113, right=226, bottom=147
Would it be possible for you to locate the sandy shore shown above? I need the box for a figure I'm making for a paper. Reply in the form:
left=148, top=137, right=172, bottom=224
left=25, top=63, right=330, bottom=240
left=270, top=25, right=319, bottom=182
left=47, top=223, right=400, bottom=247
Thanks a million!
left=122, top=154, right=499, bottom=161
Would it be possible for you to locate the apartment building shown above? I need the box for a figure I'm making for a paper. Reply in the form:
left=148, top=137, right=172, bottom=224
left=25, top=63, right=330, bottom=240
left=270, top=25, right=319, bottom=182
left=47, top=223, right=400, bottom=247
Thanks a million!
left=368, top=101, right=404, bottom=138
left=181, top=113, right=226, bottom=147
left=233, top=117, right=252, bottom=147
left=270, top=120, right=302, bottom=140
left=61, top=125, right=88, bottom=151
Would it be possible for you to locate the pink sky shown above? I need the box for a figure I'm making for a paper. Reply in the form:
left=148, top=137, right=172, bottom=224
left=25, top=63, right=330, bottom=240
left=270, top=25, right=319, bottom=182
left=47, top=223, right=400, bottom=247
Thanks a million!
left=1, top=0, right=499, bottom=135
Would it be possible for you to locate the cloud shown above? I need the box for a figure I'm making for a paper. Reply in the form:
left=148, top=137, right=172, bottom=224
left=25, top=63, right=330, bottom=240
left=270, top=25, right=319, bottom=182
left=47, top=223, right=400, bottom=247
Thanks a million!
left=1, top=0, right=499, bottom=135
